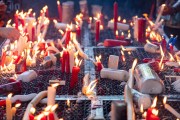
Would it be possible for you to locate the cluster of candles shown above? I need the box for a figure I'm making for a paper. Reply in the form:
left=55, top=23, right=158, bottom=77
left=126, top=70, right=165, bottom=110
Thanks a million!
left=141, top=96, right=180, bottom=120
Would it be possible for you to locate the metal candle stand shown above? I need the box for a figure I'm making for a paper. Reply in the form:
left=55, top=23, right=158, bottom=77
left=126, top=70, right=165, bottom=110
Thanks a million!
left=0, top=20, right=179, bottom=120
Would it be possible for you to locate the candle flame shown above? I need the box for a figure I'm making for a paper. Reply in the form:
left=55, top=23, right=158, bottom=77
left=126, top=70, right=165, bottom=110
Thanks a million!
left=67, top=99, right=70, bottom=107
left=122, top=19, right=126, bottom=23
left=96, top=55, right=101, bottom=62
left=152, top=109, right=159, bottom=116
left=51, top=83, right=60, bottom=88
left=168, top=53, right=175, bottom=62
left=151, top=96, right=157, bottom=108
left=75, top=57, right=82, bottom=67
left=85, top=79, right=98, bottom=96
left=128, top=33, right=131, bottom=38
left=121, top=50, right=125, bottom=62
left=53, top=19, right=57, bottom=24
left=15, top=103, right=21, bottom=108
left=140, top=104, right=144, bottom=113
left=44, top=105, right=52, bottom=112
left=7, top=93, right=13, bottom=99
left=36, top=113, right=44, bottom=120
left=146, top=39, right=151, bottom=44
left=121, top=32, right=124, bottom=36
left=115, top=30, right=118, bottom=36
left=57, top=1, right=60, bottom=5
left=43, top=111, right=49, bottom=116
left=142, top=112, right=147, bottom=118
left=132, top=59, right=138, bottom=71
left=118, top=16, right=121, bottom=21
left=50, top=104, right=58, bottom=112
left=58, top=30, right=64, bottom=35
left=30, top=107, right=36, bottom=114
left=163, top=96, right=167, bottom=104
left=121, top=45, right=125, bottom=51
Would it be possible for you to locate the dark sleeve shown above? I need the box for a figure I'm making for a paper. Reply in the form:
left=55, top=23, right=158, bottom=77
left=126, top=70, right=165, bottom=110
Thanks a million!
left=173, top=0, right=180, bottom=13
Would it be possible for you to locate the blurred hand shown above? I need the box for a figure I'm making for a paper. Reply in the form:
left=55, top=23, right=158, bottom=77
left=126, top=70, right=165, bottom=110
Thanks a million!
left=0, top=28, right=20, bottom=41
left=0, top=2, right=7, bottom=15
left=162, top=5, right=175, bottom=15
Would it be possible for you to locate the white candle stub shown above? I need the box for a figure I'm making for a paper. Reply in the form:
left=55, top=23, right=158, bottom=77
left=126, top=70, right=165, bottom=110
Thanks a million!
left=108, top=55, right=119, bottom=70
left=100, top=68, right=129, bottom=81
left=17, top=70, right=38, bottom=82
left=144, top=43, right=160, bottom=53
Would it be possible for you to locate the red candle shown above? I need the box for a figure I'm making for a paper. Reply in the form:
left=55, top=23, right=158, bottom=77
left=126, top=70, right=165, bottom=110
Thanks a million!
left=40, top=115, right=47, bottom=120
left=137, top=18, right=146, bottom=43
left=57, top=1, right=62, bottom=22
left=95, top=20, right=100, bottom=42
left=65, top=29, right=71, bottom=47
left=61, top=51, right=66, bottom=73
left=29, top=114, right=34, bottom=120
left=0, top=100, right=6, bottom=106
left=14, top=11, right=19, bottom=30
left=13, top=55, right=22, bottom=64
left=143, top=58, right=168, bottom=63
left=76, top=25, right=81, bottom=38
left=146, top=108, right=153, bottom=120
left=115, top=30, right=119, bottom=39
left=114, top=2, right=118, bottom=34
left=120, top=32, right=125, bottom=40
left=161, top=37, right=167, bottom=54
left=32, top=23, right=36, bottom=42
left=70, top=66, right=80, bottom=88
left=169, top=44, right=174, bottom=54
left=149, top=114, right=160, bottom=120
left=174, top=68, right=180, bottom=73
left=48, top=112, right=55, bottom=120
left=96, top=62, right=102, bottom=72
left=1, top=50, right=6, bottom=67
left=65, top=51, right=70, bottom=73
left=20, top=18, right=25, bottom=27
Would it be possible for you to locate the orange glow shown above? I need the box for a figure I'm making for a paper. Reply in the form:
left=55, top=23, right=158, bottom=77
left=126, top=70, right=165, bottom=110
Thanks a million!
left=115, top=30, right=118, bottom=36
left=44, top=105, right=52, bottom=112
left=15, top=103, right=21, bottom=108
left=95, top=55, right=101, bottom=62
left=7, top=93, right=13, bottom=99
left=151, top=96, right=157, bottom=108
left=122, top=19, right=126, bottom=23
left=168, top=53, right=175, bottom=62
left=121, top=50, right=125, bottom=62
left=152, top=109, right=159, bottom=116
left=30, top=107, right=36, bottom=114
left=132, top=59, right=138, bottom=71
left=50, top=104, right=58, bottom=112
left=75, top=57, right=82, bottom=67
left=118, top=16, right=121, bottom=21
left=140, top=104, right=144, bottom=113
left=67, top=99, right=70, bottom=107
left=51, top=83, right=59, bottom=88
left=85, top=79, right=98, bottom=96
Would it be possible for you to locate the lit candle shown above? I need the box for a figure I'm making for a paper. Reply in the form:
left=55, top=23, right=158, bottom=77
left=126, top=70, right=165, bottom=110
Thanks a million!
left=96, top=55, right=103, bottom=72
left=6, top=93, right=13, bottom=120
left=29, top=107, right=35, bottom=120
left=70, top=57, right=82, bottom=89
left=115, top=30, right=119, bottom=39
left=57, top=1, right=62, bottom=22
left=12, top=103, right=21, bottom=117
left=48, top=104, right=58, bottom=120
left=114, top=2, right=118, bottom=34
left=95, top=14, right=100, bottom=43
left=65, top=50, right=70, bottom=73
left=32, top=22, right=36, bottom=42
left=120, top=32, right=125, bottom=40
left=14, top=10, right=19, bottom=30
left=65, top=28, right=71, bottom=47
left=163, top=96, right=180, bottom=118
left=161, top=36, right=167, bottom=54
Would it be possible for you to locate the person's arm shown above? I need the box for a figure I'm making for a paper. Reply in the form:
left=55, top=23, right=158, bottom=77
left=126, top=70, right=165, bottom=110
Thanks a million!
left=0, top=27, right=20, bottom=41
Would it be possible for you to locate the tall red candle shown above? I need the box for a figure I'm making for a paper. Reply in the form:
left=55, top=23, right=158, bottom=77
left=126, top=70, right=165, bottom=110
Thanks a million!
left=161, top=37, right=167, bottom=54
left=32, top=24, right=36, bottom=42
left=13, top=55, right=21, bottom=64
left=61, top=51, right=66, bottom=73
left=137, top=18, right=146, bottom=43
left=14, top=11, right=19, bottom=30
left=76, top=26, right=81, bottom=38
left=57, top=1, right=62, bottom=22
left=114, top=2, right=118, bottom=34
left=95, top=20, right=100, bottom=42
left=70, top=66, right=80, bottom=88
left=65, top=51, right=70, bottom=73
left=48, top=112, right=55, bottom=120
left=65, top=29, right=70, bottom=47
left=20, top=18, right=25, bottom=27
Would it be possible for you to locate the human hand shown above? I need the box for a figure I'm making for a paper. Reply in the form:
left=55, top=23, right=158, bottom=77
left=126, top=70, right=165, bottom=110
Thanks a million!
left=0, top=27, right=20, bottom=41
